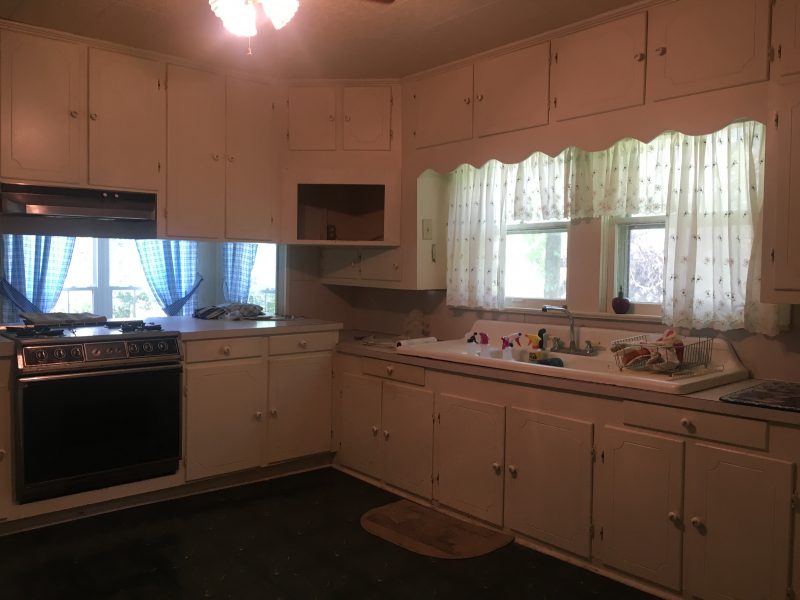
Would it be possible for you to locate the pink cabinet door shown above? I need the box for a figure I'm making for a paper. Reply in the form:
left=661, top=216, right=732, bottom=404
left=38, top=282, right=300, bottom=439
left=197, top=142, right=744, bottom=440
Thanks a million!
left=550, top=13, right=646, bottom=121
left=288, top=85, right=336, bottom=150
left=647, top=0, right=770, bottom=101
left=342, top=85, right=392, bottom=151
left=774, top=0, right=800, bottom=77
left=412, top=64, right=473, bottom=148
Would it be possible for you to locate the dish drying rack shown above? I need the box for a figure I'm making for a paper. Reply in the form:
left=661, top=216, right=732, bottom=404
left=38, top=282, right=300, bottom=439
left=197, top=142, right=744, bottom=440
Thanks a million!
left=612, top=333, right=713, bottom=374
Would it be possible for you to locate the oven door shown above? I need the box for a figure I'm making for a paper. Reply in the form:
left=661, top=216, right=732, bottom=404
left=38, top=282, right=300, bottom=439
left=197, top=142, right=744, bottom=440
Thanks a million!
left=14, top=363, right=181, bottom=504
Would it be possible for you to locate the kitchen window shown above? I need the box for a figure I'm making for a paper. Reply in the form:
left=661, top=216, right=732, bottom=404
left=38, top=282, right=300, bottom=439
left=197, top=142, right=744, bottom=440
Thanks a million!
left=504, top=222, right=568, bottom=308
left=613, top=216, right=665, bottom=313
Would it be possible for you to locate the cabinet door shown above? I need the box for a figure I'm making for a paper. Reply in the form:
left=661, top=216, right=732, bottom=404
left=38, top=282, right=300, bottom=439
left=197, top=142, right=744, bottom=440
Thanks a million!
left=166, top=65, right=226, bottom=239
left=0, top=372, right=10, bottom=521
left=226, top=76, right=277, bottom=241
left=764, top=81, right=800, bottom=297
left=267, top=352, right=332, bottom=463
left=551, top=13, right=646, bottom=121
left=185, top=358, right=267, bottom=480
left=338, top=372, right=381, bottom=478
left=288, top=85, right=336, bottom=150
left=505, top=408, right=593, bottom=558
left=685, top=444, right=794, bottom=600
left=88, top=49, right=163, bottom=191
left=412, top=65, right=473, bottom=148
left=434, top=393, right=504, bottom=526
left=474, top=42, right=550, bottom=137
left=774, top=0, right=800, bottom=77
left=381, top=381, right=433, bottom=498
left=359, top=248, right=402, bottom=282
left=594, top=427, right=685, bottom=591
left=647, top=0, right=770, bottom=102
left=0, top=31, right=86, bottom=184
left=342, top=85, right=392, bottom=151
left=321, top=248, right=361, bottom=280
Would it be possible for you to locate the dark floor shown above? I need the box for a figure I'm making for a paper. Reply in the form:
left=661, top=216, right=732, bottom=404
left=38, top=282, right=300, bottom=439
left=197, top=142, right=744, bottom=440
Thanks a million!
left=0, top=469, right=658, bottom=599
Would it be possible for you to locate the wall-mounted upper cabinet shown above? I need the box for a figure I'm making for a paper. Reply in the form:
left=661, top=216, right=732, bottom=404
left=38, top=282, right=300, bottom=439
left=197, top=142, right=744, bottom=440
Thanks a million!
left=1, top=31, right=87, bottom=184
left=474, top=42, right=550, bottom=138
left=647, top=0, right=771, bottom=102
left=288, top=84, right=392, bottom=151
left=88, top=49, right=164, bottom=191
left=167, top=65, right=277, bottom=242
left=411, top=64, right=473, bottom=148
left=772, top=0, right=800, bottom=78
left=550, top=13, right=646, bottom=122
left=0, top=31, right=165, bottom=191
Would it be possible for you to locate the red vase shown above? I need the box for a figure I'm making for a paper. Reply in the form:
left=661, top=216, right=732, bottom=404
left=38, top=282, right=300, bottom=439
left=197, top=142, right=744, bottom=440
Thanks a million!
left=612, top=287, right=630, bottom=314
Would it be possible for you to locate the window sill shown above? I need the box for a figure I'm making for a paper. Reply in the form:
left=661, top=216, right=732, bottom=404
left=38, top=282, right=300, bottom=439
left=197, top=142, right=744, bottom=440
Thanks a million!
left=497, top=306, right=663, bottom=326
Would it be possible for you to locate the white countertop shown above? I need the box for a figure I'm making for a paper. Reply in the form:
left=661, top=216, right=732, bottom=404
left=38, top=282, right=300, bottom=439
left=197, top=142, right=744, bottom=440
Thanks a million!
left=147, top=316, right=342, bottom=340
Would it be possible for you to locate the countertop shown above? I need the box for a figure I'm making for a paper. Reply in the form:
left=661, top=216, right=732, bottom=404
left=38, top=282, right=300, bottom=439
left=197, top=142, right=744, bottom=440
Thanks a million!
left=336, top=330, right=800, bottom=426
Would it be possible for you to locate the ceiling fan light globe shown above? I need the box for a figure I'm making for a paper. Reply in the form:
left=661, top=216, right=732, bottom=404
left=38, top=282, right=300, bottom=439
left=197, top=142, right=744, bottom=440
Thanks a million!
left=260, top=0, right=300, bottom=30
left=209, top=0, right=258, bottom=37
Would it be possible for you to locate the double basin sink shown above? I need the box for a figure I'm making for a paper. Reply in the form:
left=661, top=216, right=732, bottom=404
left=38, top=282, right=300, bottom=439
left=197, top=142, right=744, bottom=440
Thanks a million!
left=395, top=320, right=749, bottom=395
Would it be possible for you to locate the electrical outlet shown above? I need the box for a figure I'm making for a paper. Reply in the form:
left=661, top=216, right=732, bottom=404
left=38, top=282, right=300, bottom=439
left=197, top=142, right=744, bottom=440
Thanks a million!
left=421, top=218, right=433, bottom=240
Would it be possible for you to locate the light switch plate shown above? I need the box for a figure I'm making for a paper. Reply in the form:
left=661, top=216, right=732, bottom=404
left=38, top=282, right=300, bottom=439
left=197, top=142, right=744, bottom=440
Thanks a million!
left=421, top=218, right=433, bottom=240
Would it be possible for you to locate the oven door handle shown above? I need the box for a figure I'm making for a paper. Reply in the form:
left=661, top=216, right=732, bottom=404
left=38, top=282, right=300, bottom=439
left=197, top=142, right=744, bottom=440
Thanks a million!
left=17, top=363, right=182, bottom=383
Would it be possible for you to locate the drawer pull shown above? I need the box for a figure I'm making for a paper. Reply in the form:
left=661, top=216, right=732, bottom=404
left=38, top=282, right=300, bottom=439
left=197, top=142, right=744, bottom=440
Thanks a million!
left=299, top=340, right=308, bottom=349
left=222, top=345, right=232, bottom=356
left=507, top=464, right=518, bottom=478
left=680, top=417, right=694, bottom=431
left=386, top=365, right=394, bottom=376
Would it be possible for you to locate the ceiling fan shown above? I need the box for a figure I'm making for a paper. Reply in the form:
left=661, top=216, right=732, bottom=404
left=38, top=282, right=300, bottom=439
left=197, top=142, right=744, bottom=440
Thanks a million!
left=210, top=0, right=395, bottom=39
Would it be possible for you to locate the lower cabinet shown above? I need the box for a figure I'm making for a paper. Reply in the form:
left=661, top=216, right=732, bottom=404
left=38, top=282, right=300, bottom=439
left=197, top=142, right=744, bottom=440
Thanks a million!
left=434, top=393, right=505, bottom=526
left=505, top=408, right=594, bottom=558
left=338, top=372, right=434, bottom=498
left=184, top=344, right=268, bottom=480
left=0, top=361, right=10, bottom=519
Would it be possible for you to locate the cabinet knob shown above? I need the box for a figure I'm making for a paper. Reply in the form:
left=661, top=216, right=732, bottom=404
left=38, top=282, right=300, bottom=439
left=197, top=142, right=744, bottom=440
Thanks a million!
left=69, top=110, right=79, bottom=119
left=328, top=114, right=335, bottom=121
left=680, top=417, right=692, bottom=429
left=222, top=345, right=231, bottom=356
left=385, top=365, right=394, bottom=376
left=212, top=153, right=221, bottom=161
left=476, top=93, right=484, bottom=101
left=344, top=115, right=351, bottom=122
left=0, top=449, right=5, bottom=461
left=655, top=46, right=667, bottom=56
left=668, top=511, right=680, bottom=523
left=89, top=112, right=98, bottom=120
left=492, top=462, right=501, bottom=474
left=392, top=263, right=399, bottom=270
left=690, top=516, right=703, bottom=528
left=299, top=340, right=308, bottom=349
left=507, top=465, right=518, bottom=478
left=227, top=154, right=235, bottom=163
left=270, top=408, right=278, bottom=417
left=463, top=97, right=471, bottom=105
left=372, top=425, right=379, bottom=436
left=383, top=430, right=390, bottom=440
left=255, top=411, right=263, bottom=421
left=634, top=52, right=645, bottom=62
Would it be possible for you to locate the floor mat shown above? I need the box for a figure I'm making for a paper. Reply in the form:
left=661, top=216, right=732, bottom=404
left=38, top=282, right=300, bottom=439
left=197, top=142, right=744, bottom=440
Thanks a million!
left=360, top=499, right=513, bottom=559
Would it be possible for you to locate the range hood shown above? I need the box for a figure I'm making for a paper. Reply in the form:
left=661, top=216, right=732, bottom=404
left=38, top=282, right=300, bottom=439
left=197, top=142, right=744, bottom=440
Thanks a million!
left=0, top=183, right=157, bottom=238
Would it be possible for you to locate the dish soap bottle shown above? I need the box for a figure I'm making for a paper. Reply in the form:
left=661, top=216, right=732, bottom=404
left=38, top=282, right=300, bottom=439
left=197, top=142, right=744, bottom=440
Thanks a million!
left=612, top=286, right=630, bottom=314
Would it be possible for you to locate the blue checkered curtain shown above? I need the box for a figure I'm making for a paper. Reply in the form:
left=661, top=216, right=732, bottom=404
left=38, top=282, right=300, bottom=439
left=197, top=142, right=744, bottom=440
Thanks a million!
left=1, top=235, right=76, bottom=322
left=222, top=242, right=257, bottom=303
left=136, top=240, right=203, bottom=316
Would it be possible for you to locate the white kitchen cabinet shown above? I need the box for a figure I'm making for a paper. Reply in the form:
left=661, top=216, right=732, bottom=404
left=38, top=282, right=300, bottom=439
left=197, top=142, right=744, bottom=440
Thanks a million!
left=184, top=338, right=268, bottom=481
left=550, top=13, right=646, bottom=122
left=267, top=349, right=333, bottom=464
left=647, top=0, right=771, bottom=102
left=167, top=66, right=275, bottom=241
left=342, top=85, right=392, bottom=151
left=594, top=426, right=685, bottom=591
left=684, top=444, right=794, bottom=600
left=763, top=80, right=800, bottom=301
left=774, top=0, right=800, bottom=77
left=412, top=64, right=473, bottom=148
left=0, top=30, right=86, bottom=184
left=288, top=85, right=337, bottom=150
left=88, top=48, right=163, bottom=191
left=321, top=247, right=402, bottom=283
left=434, top=393, right=505, bottom=526
left=504, top=408, right=593, bottom=558
left=474, top=42, right=550, bottom=137
left=338, top=371, right=434, bottom=498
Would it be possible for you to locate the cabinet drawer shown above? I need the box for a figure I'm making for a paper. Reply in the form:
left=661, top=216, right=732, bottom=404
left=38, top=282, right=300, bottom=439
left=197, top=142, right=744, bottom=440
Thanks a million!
left=269, top=331, right=337, bottom=355
left=623, top=401, right=767, bottom=450
left=184, top=337, right=263, bottom=363
left=361, top=357, right=425, bottom=386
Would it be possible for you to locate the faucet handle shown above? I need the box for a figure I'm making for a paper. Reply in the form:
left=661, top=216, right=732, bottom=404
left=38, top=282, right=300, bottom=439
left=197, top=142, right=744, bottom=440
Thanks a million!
left=550, top=336, right=562, bottom=351
left=584, top=340, right=594, bottom=354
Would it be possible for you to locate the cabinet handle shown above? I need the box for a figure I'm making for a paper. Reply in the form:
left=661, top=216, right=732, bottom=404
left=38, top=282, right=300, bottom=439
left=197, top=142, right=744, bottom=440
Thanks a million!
left=212, top=153, right=221, bottom=161
left=655, top=46, right=667, bottom=56
left=383, top=430, right=390, bottom=440
left=463, top=97, right=471, bottom=105
left=344, top=115, right=351, bottom=122
left=222, top=345, right=231, bottom=356
left=680, top=417, right=692, bottom=429
left=255, top=411, right=263, bottom=421
left=69, top=110, right=79, bottom=118
left=299, top=340, right=308, bottom=349
left=385, top=365, right=394, bottom=376
left=270, top=408, right=278, bottom=417
left=392, top=263, right=399, bottom=270
left=89, top=112, right=98, bottom=120
left=328, top=114, right=335, bottom=121
left=372, top=425, right=379, bottom=436
left=507, top=465, right=518, bottom=478
left=690, top=516, right=703, bottom=528
left=634, top=52, right=645, bottom=62
left=227, top=155, right=235, bottom=163
left=492, top=462, right=501, bottom=474
left=476, top=93, right=484, bottom=101
left=668, top=511, right=681, bottom=523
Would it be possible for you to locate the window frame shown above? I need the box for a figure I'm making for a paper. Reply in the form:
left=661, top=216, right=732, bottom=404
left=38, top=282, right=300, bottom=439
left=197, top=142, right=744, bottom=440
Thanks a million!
left=609, top=215, right=666, bottom=317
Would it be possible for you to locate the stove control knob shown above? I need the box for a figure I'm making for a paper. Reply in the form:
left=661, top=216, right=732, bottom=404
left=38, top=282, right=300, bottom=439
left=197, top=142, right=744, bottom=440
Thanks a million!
left=53, top=348, right=66, bottom=360
left=70, top=347, right=82, bottom=358
left=34, top=350, right=47, bottom=361
left=128, top=343, right=139, bottom=354
left=143, top=343, right=153, bottom=353
left=92, top=348, right=102, bottom=357
left=157, top=341, right=168, bottom=352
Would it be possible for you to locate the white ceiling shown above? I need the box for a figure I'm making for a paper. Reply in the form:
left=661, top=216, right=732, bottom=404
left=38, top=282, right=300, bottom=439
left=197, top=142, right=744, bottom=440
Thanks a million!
left=0, top=0, right=643, bottom=78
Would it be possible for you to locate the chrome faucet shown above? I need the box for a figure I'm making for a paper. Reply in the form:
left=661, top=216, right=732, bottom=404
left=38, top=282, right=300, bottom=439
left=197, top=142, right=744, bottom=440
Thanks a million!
left=542, top=305, right=578, bottom=352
